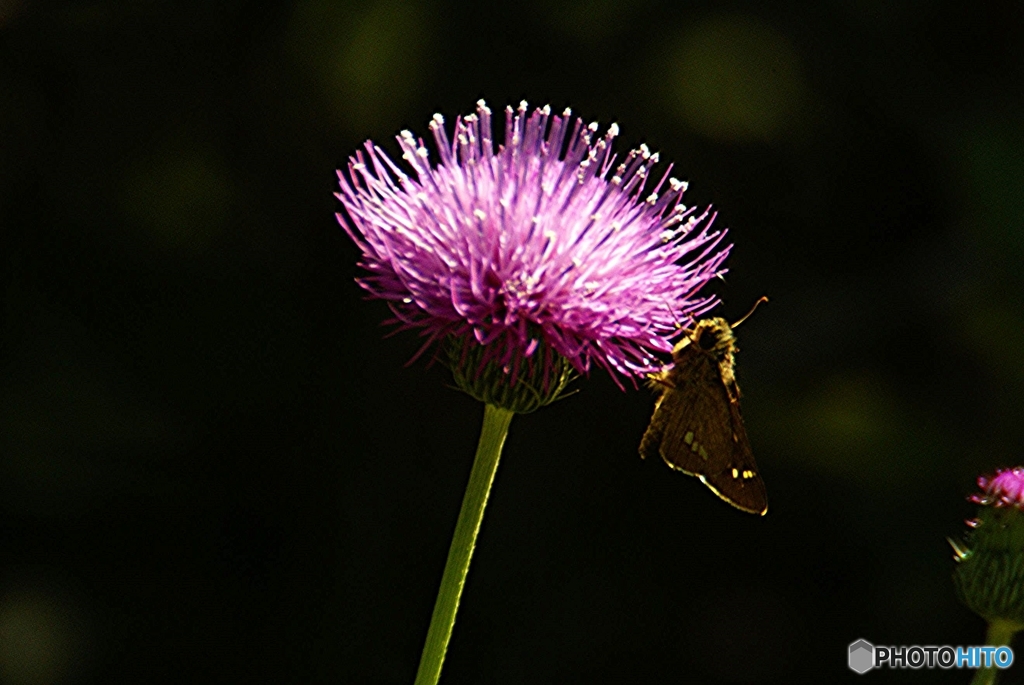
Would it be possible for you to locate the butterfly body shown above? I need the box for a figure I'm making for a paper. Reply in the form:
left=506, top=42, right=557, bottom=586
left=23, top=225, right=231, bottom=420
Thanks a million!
left=639, top=317, right=768, bottom=515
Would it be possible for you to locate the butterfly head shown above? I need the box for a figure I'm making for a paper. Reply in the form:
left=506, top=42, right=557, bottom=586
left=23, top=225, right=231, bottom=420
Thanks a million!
left=673, top=317, right=736, bottom=361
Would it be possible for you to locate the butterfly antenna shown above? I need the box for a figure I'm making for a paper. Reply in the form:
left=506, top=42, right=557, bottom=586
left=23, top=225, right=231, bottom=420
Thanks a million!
left=731, top=296, right=768, bottom=329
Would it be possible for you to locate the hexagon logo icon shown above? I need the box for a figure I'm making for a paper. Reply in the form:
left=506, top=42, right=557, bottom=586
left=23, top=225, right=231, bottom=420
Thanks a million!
left=849, top=639, right=875, bottom=674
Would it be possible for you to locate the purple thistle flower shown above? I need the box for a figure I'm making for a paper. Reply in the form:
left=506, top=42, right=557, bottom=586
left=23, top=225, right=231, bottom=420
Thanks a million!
left=971, top=467, right=1024, bottom=509
left=336, top=100, right=730, bottom=386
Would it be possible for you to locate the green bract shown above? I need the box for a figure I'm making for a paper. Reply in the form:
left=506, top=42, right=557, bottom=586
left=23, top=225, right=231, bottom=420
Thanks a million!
left=447, top=335, right=574, bottom=414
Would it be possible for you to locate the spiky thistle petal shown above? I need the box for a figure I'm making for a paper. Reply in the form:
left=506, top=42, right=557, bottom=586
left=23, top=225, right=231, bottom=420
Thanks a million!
left=336, top=101, right=729, bottom=394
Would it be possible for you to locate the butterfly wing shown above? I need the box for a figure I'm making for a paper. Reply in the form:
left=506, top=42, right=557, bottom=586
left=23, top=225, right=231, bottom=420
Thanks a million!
left=701, top=378, right=767, bottom=515
left=641, top=346, right=768, bottom=515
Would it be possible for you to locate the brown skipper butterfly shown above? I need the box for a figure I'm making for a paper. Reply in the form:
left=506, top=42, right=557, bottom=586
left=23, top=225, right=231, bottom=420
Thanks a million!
left=639, top=299, right=768, bottom=515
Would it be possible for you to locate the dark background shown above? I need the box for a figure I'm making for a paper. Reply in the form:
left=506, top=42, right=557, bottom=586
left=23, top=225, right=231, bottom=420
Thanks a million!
left=1, top=0, right=1023, bottom=682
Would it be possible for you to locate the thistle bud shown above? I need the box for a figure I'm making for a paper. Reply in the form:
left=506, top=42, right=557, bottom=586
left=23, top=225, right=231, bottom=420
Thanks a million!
left=952, top=468, right=1024, bottom=628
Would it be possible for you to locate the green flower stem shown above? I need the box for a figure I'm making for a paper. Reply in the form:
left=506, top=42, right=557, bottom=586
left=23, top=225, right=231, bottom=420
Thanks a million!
left=970, top=619, right=1023, bottom=685
left=413, top=403, right=515, bottom=685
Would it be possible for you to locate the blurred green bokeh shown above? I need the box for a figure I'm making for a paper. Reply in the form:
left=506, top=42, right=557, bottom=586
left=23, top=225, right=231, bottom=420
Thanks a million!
left=287, top=0, right=431, bottom=134
left=663, top=14, right=807, bottom=143
left=0, top=583, right=83, bottom=685
left=117, top=133, right=235, bottom=253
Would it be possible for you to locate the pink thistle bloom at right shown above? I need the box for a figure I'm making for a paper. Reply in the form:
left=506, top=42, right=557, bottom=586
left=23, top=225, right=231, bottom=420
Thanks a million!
left=336, top=100, right=731, bottom=387
left=971, top=467, right=1024, bottom=509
